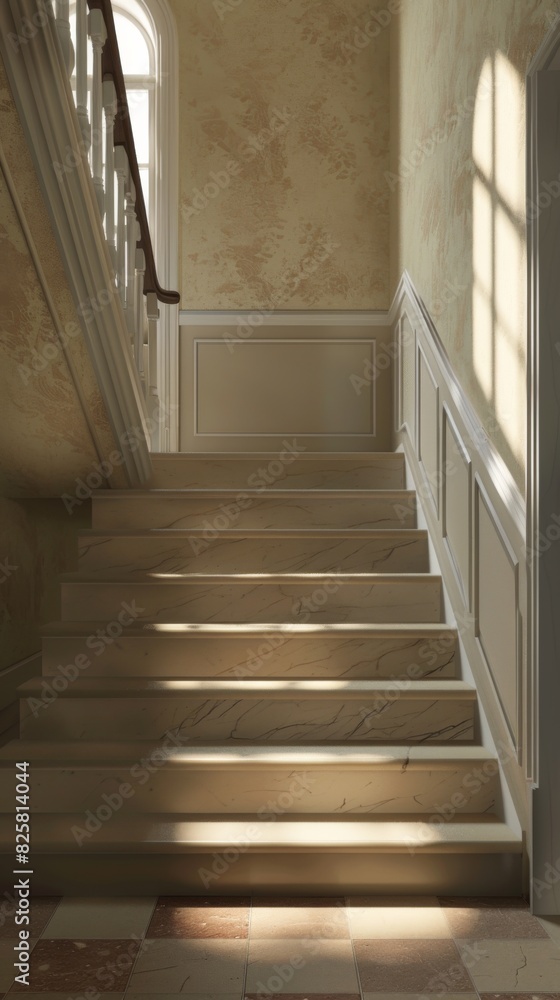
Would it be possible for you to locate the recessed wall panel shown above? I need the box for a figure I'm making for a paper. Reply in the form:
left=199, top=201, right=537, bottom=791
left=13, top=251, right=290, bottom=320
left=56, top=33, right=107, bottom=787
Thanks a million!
left=418, top=349, right=439, bottom=511
left=194, top=338, right=375, bottom=436
left=443, top=408, right=472, bottom=606
left=476, top=484, right=519, bottom=742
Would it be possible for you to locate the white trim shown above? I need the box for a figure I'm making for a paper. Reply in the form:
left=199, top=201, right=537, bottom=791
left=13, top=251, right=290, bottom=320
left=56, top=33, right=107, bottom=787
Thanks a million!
left=0, top=141, right=115, bottom=480
left=392, top=271, right=525, bottom=537
left=139, top=0, right=180, bottom=452
left=0, top=0, right=152, bottom=485
left=180, top=310, right=391, bottom=327
left=392, top=271, right=530, bottom=861
left=526, top=20, right=560, bottom=916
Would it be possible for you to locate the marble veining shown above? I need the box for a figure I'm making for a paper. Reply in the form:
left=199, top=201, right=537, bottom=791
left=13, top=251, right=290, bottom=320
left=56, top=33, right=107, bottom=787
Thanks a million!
left=92, top=493, right=417, bottom=531
left=61, top=577, right=442, bottom=624
left=78, top=531, right=429, bottom=577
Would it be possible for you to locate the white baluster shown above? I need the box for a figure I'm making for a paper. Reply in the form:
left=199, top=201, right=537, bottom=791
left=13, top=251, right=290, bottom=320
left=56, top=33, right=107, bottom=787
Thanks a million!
left=125, top=177, right=138, bottom=337
left=103, top=79, right=118, bottom=267
left=55, top=0, right=74, bottom=77
left=134, top=246, right=146, bottom=383
left=88, top=8, right=107, bottom=216
left=146, top=292, right=161, bottom=442
left=115, top=146, right=128, bottom=306
left=75, top=0, right=90, bottom=149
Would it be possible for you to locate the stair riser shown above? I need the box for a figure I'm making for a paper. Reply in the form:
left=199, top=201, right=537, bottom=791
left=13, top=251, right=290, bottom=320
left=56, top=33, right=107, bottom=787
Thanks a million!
left=92, top=495, right=417, bottom=531
left=20, top=695, right=475, bottom=742
left=0, top=852, right=522, bottom=896
left=0, top=765, right=498, bottom=815
left=60, top=580, right=442, bottom=624
left=41, top=634, right=458, bottom=679
left=149, top=457, right=405, bottom=491
left=78, top=533, right=429, bottom=576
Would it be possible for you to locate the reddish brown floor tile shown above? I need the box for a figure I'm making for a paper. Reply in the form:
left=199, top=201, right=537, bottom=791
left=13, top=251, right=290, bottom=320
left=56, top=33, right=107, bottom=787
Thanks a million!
left=439, top=896, right=548, bottom=939
left=0, top=897, right=61, bottom=939
left=354, top=938, right=474, bottom=993
left=8, top=938, right=140, bottom=992
left=252, top=896, right=346, bottom=907
left=147, top=895, right=250, bottom=938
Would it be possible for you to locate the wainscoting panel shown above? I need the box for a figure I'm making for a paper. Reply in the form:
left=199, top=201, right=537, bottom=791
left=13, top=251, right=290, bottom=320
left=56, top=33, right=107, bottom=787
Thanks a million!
left=442, top=406, right=472, bottom=609
left=417, top=346, right=440, bottom=514
left=179, top=316, right=393, bottom=452
left=392, top=272, right=529, bottom=835
left=475, top=479, right=521, bottom=746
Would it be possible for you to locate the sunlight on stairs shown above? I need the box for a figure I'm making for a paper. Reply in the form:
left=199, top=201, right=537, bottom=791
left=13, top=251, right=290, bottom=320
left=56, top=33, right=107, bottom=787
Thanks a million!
left=0, top=452, right=522, bottom=894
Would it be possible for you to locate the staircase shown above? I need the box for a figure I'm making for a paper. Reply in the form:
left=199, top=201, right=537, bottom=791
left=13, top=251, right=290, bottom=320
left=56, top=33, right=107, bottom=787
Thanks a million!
left=0, top=452, right=522, bottom=894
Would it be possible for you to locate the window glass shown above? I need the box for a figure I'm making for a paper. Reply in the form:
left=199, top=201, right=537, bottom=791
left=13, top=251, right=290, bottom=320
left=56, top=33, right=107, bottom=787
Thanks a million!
left=114, top=12, right=152, bottom=76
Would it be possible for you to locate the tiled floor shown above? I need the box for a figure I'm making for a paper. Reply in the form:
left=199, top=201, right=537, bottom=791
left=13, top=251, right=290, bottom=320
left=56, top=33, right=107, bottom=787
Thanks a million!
left=0, top=895, right=559, bottom=997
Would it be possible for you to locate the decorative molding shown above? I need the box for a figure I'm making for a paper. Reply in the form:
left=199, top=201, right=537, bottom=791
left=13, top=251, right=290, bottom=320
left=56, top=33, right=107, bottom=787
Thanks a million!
left=193, top=337, right=377, bottom=439
left=473, top=474, right=521, bottom=749
left=0, top=0, right=152, bottom=485
left=416, top=343, right=440, bottom=517
left=442, top=404, right=472, bottom=610
left=0, top=141, right=115, bottom=480
left=180, top=310, right=391, bottom=327
left=392, top=271, right=525, bottom=538
left=392, top=270, right=529, bottom=846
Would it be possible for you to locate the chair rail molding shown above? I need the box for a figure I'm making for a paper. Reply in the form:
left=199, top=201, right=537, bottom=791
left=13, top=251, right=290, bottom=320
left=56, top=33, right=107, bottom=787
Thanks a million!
left=0, top=0, right=152, bottom=486
left=390, top=270, right=530, bottom=859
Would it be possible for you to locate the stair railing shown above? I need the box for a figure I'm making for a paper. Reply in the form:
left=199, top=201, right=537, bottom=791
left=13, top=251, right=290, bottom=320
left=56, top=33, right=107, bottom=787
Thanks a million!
left=54, top=0, right=180, bottom=421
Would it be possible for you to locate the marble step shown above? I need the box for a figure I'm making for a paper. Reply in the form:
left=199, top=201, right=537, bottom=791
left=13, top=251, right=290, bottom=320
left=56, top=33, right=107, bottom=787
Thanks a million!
left=19, top=678, right=476, bottom=742
left=0, top=813, right=523, bottom=894
left=149, top=451, right=405, bottom=490
left=0, top=741, right=500, bottom=815
left=59, top=573, right=442, bottom=624
left=78, top=528, right=430, bottom=576
left=91, top=489, right=417, bottom=531
left=40, top=621, right=459, bottom=679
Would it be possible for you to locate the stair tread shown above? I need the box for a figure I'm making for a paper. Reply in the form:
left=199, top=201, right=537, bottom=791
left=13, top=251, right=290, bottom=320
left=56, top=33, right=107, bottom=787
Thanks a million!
left=60, top=571, right=440, bottom=584
left=19, top=677, right=474, bottom=698
left=0, top=740, right=492, bottom=765
left=41, top=621, right=457, bottom=637
left=150, top=452, right=405, bottom=462
left=93, top=488, right=416, bottom=499
left=79, top=527, right=427, bottom=538
left=0, top=813, right=521, bottom=852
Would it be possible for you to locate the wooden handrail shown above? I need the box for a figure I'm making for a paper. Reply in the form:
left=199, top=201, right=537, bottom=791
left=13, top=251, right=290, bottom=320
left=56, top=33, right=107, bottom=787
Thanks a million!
left=87, top=0, right=180, bottom=305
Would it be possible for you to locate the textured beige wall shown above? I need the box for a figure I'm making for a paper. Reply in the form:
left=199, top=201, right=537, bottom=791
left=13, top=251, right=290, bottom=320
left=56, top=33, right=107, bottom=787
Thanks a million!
left=391, top=0, right=559, bottom=492
left=169, top=0, right=393, bottom=310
